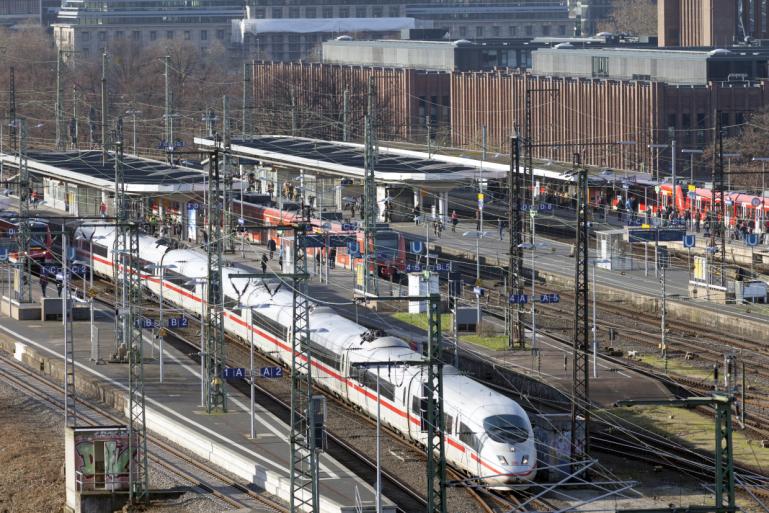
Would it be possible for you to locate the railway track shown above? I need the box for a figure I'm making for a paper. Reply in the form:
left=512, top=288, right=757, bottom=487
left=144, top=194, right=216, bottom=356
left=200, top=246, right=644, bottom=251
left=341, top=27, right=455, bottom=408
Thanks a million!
left=0, top=348, right=288, bottom=512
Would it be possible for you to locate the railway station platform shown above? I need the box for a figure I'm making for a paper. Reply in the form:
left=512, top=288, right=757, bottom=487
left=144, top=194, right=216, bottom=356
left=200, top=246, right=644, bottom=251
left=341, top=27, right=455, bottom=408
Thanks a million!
left=0, top=277, right=393, bottom=513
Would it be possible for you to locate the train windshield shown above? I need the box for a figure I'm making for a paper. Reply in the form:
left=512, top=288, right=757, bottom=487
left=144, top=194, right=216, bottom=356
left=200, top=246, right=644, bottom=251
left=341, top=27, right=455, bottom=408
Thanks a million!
left=483, top=415, right=529, bottom=444
left=376, top=232, right=399, bottom=258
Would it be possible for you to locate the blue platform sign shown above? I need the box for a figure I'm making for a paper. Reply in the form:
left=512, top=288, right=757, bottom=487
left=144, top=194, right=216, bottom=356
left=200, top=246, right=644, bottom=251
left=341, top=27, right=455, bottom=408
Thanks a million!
left=539, top=293, right=560, bottom=304
left=746, top=233, right=759, bottom=247
left=187, top=202, right=200, bottom=210
left=167, top=317, right=189, bottom=328
left=222, top=367, right=247, bottom=379
left=137, top=317, right=158, bottom=329
left=627, top=227, right=687, bottom=243
left=434, top=262, right=451, bottom=272
left=341, top=223, right=357, bottom=232
left=406, top=263, right=423, bottom=273
left=538, top=203, right=554, bottom=213
left=410, top=240, right=424, bottom=255
left=509, top=294, right=528, bottom=304
left=0, top=249, right=7, bottom=262
left=683, top=234, right=696, bottom=248
left=260, top=366, right=283, bottom=378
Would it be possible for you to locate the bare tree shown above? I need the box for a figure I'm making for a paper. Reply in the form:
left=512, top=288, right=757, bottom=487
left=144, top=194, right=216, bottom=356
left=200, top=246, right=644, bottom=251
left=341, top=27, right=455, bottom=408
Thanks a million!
left=598, top=0, right=657, bottom=36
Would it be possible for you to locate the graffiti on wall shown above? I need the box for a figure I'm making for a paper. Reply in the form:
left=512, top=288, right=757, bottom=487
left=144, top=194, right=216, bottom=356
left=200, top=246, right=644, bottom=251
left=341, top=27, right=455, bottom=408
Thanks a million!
left=73, top=429, right=133, bottom=491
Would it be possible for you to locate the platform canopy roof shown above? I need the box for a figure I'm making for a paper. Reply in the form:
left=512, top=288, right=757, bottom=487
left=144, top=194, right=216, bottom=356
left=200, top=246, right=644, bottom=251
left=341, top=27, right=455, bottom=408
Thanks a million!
left=0, top=150, right=209, bottom=193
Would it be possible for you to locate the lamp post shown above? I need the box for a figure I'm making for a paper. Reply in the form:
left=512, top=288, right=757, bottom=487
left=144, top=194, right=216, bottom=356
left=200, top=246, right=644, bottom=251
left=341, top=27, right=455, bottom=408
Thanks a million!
left=125, top=108, right=142, bottom=156
left=723, top=153, right=741, bottom=192
left=186, top=277, right=207, bottom=406
left=146, top=259, right=177, bottom=383
left=681, top=148, right=703, bottom=184
left=648, top=144, right=669, bottom=211
left=463, top=230, right=492, bottom=330
left=752, top=157, right=769, bottom=236
left=519, top=241, right=548, bottom=367
left=616, top=140, right=637, bottom=179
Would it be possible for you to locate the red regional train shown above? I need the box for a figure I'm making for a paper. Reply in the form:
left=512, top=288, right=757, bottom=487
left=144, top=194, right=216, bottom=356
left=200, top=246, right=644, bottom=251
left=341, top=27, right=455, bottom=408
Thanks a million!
left=658, top=183, right=769, bottom=228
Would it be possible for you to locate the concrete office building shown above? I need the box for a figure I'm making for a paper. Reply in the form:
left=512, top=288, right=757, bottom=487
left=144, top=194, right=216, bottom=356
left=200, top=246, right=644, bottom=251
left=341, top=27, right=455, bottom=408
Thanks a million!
left=52, top=0, right=246, bottom=58
left=0, top=0, right=59, bottom=27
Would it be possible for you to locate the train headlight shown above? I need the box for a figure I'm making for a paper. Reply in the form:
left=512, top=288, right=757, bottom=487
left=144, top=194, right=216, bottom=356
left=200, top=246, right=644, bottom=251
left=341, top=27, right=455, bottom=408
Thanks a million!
left=497, top=455, right=509, bottom=465
left=521, top=455, right=529, bottom=465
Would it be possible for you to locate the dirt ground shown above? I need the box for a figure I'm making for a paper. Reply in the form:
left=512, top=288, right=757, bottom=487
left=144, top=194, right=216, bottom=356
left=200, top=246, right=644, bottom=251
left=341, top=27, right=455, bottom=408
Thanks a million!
left=0, top=381, right=221, bottom=513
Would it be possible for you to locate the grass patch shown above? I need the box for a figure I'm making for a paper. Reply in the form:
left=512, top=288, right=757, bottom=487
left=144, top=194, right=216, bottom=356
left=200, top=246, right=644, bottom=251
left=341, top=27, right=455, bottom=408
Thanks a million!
left=636, top=354, right=713, bottom=381
left=391, top=312, right=520, bottom=351
left=606, top=405, right=769, bottom=472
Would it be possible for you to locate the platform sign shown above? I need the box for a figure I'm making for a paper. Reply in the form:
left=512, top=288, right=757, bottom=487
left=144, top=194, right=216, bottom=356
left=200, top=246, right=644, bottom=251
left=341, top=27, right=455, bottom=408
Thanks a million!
left=137, top=317, right=158, bottom=329
left=509, top=293, right=528, bottom=304
left=683, top=234, right=696, bottom=248
left=746, top=233, right=759, bottom=247
left=539, top=293, right=560, bottom=304
left=329, top=235, right=356, bottom=248
left=187, top=202, right=200, bottom=210
left=260, top=366, right=283, bottom=378
left=341, top=223, right=357, bottom=232
left=222, top=367, right=247, bottom=379
left=627, top=227, right=686, bottom=243
left=167, top=317, right=189, bottom=328
left=434, top=262, right=451, bottom=272
left=0, top=249, right=8, bottom=262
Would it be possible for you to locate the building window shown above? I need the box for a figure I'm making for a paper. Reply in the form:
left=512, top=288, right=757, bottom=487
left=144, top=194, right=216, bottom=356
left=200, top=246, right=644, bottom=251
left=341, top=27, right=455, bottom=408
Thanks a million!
left=389, top=6, right=400, bottom=17
left=459, top=26, right=467, bottom=37
left=272, top=7, right=283, bottom=18
left=667, top=114, right=677, bottom=131
left=201, top=30, right=207, bottom=41
left=525, top=25, right=533, bottom=36
left=305, top=7, right=316, bottom=18
left=492, top=26, right=500, bottom=37
left=372, top=6, right=382, bottom=17
left=558, top=25, right=566, bottom=35
left=254, top=8, right=265, bottom=18
left=150, top=31, right=157, bottom=41
left=339, top=7, right=349, bottom=17
left=591, top=56, right=609, bottom=77
left=115, top=31, right=123, bottom=39
left=184, top=30, right=191, bottom=40
left=217, top=29, right=225, bottom=40
left=542, top=25, right=550, bottom=36
left=82, top=48, right=90, bottom=57
left=322, top=7, right=333, bottom=18
left=476, top=26, right=484, bottom=37
left=82, top=32, right=91, bottom=42
left=356, top=7, right=367, bottom=17
left=166, top=30, right=174, bottom=40
left=509, top=26, right=517, bottom=36
left=289, top=7, right=299, bottom=17
left=132, top=31, right=140, bottom=41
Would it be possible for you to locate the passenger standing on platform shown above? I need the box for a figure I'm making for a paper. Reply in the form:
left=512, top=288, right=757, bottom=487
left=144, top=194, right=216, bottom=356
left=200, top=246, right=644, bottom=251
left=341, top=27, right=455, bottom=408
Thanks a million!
left=499, top=220, right=506, bottom=240
left=451, top=210, right=458, bottom=232
left=350, top=203, right=356, bottom=219
left=475, top=208, right=481, bottom=230
left=413, top=204, right=421, bottom=225
left=39, top=274, right=48, bottom=297
left=267, top=238, right=276, bottom=259
left=695, top=209, right=701, bottom=233
left=260, top=254, right=268, bottom=274
left=329, top=247, right=336, bottom=269
left=56, top=279, right=63, bottom=298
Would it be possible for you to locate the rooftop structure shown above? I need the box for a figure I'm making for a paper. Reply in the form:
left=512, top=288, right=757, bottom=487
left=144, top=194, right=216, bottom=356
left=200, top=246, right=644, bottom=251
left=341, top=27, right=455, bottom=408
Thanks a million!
left=532, top=47, right=769, bottom=85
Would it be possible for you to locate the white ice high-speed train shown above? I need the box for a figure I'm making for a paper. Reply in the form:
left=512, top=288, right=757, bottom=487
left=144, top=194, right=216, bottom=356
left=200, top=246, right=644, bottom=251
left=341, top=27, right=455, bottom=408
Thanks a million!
left=75, top=224, right=537, bottom=486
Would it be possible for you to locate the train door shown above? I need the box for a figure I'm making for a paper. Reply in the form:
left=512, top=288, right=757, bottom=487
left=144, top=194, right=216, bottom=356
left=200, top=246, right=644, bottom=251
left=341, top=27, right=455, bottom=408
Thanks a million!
left=406, top=372, right=422, bottom=442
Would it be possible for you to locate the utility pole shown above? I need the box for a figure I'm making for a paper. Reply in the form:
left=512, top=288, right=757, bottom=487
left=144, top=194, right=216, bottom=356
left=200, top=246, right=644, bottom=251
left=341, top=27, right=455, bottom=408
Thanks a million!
left=508, top=134, right=525, bottom=349
left=289, top=219, right=320, bottom=513
left=206, top=140, right=227, bottom=413
left=661, top=262, right=667, bottom=374
left=101, top=52, right=108, bottom=164
left=342, top=88, right=349, bottom=142
left=242, top=62, right=253, bottom=140
left=9, top=67, right=16, bottom=152
left=363, top=76, right=378, bottom=296
left=223, top=95, right=235, bottom=253
left=291, top=89, right=297, bottom=137
left=56, top=49, right=65, bottom=150
left=671, top=139, right=677, bottom=211
left=164, top=55, right=171, bottom=150
left=571, top=156, right=590, bottom=472
left=70, top=86, right=78, bottom=149
left=63, top=234, right=76, bottom=428
left=712, top=111, right=726, bottom=286
left=426, top=115, right=432, bottom=158
left=16, top=119, right=31, bottom=303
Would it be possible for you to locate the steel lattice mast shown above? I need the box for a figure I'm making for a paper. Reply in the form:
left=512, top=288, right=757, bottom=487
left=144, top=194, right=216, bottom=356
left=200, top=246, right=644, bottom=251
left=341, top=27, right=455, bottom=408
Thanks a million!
left=16, top=118, right=31, bottom=303
left=425, top=295, right=447, bottom=513
left=571, top=158, right=590, bottom=470
left=362, top=76, right=378, bottom=296
left=206, top=141, right=227, bottom=412
left=222, top=95, right=235, bottom=254
left=508, top=134, right=525, bottom=349
left=289, top=218, right=319, bottom=512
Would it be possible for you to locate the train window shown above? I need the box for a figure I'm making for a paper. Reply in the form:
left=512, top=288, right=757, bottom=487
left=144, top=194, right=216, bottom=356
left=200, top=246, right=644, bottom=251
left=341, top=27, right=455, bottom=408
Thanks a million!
left=444, top=413, right=454, bottom=434
left=458, top=422, right=479, bottom=451
left=309, top=341, right=340, bottom=371
left=92, top=243, right=108, bottom=258
left=355, top=370, right=394, bottom=400
left=411, top=395, right=420, bottom=415
left=483, top=415, right=529, bottom=444
left=165, top=270, right=193, bottom=291
left=252, top=309, right=288, bottom=340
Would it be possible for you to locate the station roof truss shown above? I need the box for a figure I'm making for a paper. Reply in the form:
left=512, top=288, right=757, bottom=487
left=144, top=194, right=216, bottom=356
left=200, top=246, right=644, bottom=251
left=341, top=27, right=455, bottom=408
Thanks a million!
left=0, top=150, right=209, bottom=194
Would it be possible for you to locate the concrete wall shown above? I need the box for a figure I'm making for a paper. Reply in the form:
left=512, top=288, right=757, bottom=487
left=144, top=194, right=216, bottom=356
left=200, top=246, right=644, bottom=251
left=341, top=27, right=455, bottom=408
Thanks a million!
left=323, top=42, right=457, bottom=71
